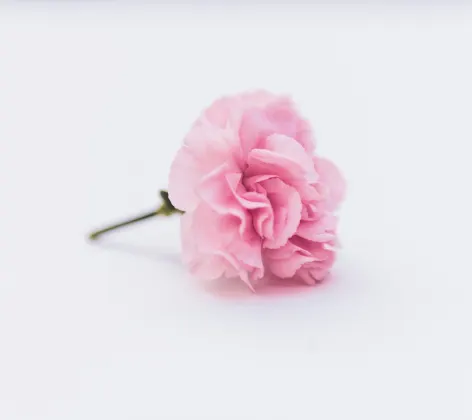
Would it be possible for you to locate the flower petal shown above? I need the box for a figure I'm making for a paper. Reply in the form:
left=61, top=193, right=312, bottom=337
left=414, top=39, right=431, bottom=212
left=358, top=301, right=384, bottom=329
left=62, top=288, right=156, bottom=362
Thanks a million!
left=239, top=97, right=315, bottom=157
left=264, top=241, right=314, bottom=278
left=225, top=172, right=270, bottom=210
left=168, top=146, right=203, bottom=212
left=313, top=157, right=346, bottom=210
left=261, top=178, right=302, bottom=249
left=246, top=134, right=317, bottom=184
left=197, top=164, right=252, bottom=238
left=181, top=204, right=263, bottom=288
left=296, top=214, right=338, bottom=242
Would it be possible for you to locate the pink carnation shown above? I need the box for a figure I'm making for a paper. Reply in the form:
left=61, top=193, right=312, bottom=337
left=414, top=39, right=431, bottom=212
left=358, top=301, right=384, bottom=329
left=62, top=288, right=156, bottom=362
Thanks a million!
left=169, top=91, right=345, bottom=290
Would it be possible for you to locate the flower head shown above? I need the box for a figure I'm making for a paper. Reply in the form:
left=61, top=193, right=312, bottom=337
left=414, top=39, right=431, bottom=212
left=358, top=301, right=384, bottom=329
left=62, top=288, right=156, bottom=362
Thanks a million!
left=169, top=91, right=345, bottom=290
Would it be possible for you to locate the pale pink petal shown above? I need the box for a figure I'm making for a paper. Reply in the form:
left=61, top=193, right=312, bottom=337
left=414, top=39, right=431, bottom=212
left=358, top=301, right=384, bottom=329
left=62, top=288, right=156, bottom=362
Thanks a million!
left=246, top=150, right=308, bottom=184
left=197, top=164, right=252, bottom=239
left=180, top=212, right=198, bottom=265
left=201, top=96, right=235, bottom=129
left=263, top=133, right=317, bottom=182
left=314, top=157, right=346, bottom=210
left=296, top=182, right=322, bottom=203
left=290, top=236, right=334, bottom=261
left=188, top=254, right=229, bottom=280
left=252, top=206, right=274, bottom=239
left=261, top=178, right=302, bottom=249
left=243, top=174, right=277, bottom=190
left=265, top=236, right=336, bottom=282
left=168, top=146, right=203, bottom=212
left=256, top=97, right=314, bottom=154
left=264, top=242, right=314, bottom=278
left=295, top=117, right=315, bottom=155
left=296, top=214, right=338, bottom=242
left=187, top=204, right=235, bottom=253
left=181, top=204, right=263, bottom=286
left=227, top=233, right=263, bottom=273
left=245, top=134, right=317, bottom=184
left=239, top=108, right=274, bottom=159
left=238, top=97, right=314, bottom=158
left=184, top=122, right=238, bottom=171
left=180, top=211, right=235, bottom=280
left=225, top=172, right=270, bottom=210
left=297, top=254, right=335, bottom=284
left=240, top=90, right=278, bottom=108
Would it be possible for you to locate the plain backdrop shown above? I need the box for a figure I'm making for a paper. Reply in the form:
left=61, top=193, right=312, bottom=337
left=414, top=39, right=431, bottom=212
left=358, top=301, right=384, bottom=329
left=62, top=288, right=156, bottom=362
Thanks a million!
left=1, top=2, right=472, bottom=419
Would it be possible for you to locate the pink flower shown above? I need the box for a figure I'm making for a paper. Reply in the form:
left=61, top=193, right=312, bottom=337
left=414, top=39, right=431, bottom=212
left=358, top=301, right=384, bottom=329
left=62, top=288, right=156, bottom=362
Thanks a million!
left=169, top=91, right=345, bottom=290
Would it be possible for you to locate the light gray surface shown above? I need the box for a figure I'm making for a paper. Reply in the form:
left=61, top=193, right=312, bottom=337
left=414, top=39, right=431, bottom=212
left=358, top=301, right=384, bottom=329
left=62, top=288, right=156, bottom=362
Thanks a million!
left=1, top=4, right=471, bottom=419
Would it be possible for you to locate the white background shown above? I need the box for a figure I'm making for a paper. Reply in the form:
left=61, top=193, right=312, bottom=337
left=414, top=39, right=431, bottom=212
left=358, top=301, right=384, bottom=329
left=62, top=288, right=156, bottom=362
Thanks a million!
left=1, top=2, right=472, bottom=419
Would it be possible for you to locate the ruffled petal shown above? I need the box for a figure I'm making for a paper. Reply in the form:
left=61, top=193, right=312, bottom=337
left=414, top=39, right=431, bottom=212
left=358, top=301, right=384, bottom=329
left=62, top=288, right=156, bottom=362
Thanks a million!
left=246, top=134, right=317, bottom=184
left=239, top=97, right=315, bottom=157
left=197, top=164, right=252, bottom=239
left=296, top=214, right=338, bottom=242
left=264, top=241, right=314, bottom=278
left=260, top=178, right=302, bottom=249
left=226, top=172, right=270, bottom=210
left=313, top=157, right=346, bottom=211
left=263, top=134, right=317, bottom=182
left=296, top=254, right=335, bottom=284
left=181, top=204, right=263, bottom=287
left=168, top=146, right=203, bottom=212
left=264, top=233, right=336, bottom=282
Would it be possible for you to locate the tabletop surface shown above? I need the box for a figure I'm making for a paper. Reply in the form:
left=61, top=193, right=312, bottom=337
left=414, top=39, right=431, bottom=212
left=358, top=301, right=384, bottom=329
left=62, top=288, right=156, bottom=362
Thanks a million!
left=1, top=3, right=471, bottom=419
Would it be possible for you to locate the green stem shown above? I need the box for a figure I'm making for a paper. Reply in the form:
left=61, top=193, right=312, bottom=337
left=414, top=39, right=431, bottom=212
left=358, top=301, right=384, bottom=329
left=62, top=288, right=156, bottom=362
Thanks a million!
left=88, top=190, right=182, bottom=241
